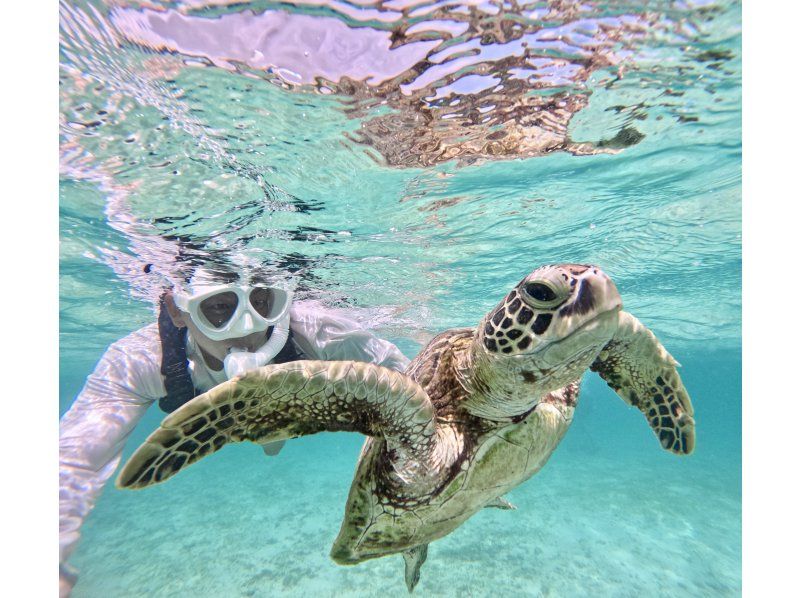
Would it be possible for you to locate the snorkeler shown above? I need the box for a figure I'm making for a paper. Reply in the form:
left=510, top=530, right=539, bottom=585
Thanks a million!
left=58, top=268, right=409, bottom=596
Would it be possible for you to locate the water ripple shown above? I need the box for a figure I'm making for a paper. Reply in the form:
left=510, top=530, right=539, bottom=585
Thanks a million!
left=59, top=0, right=741, bottom=360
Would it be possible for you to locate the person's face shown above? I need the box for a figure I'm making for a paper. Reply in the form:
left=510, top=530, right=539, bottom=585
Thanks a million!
left=163, top=292, right=270, bottom=362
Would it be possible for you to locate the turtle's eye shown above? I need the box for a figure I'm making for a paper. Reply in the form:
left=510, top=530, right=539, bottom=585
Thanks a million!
left=525, top=283, right=556, bottom=302
left=521, top=280, right=566, bottom=308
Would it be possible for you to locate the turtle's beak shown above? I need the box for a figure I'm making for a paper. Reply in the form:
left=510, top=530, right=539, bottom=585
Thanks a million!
left=535, top=307, right=620, bottom=367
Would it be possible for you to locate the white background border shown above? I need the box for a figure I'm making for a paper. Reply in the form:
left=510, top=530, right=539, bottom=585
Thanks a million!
left=1, top=0, right=789, bottom=594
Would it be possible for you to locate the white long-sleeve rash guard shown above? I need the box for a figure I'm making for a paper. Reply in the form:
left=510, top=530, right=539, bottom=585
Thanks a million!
left=59, top=302, right=409, bottom=571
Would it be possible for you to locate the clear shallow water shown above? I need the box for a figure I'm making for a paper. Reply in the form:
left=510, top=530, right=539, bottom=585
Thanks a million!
left=59, top=0, right=741, bottom=595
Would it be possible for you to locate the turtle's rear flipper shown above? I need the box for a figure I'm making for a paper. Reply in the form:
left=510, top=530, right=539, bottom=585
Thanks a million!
left=116, top=361, right=437, bottom=489
left=591, top=311, right=695, bottom=455
left=403, top=544, right=428, bottom=593
left=484, top=496, right=517, bottom=510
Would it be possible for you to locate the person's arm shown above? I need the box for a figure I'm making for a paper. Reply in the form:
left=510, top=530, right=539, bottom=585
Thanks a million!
left=59, top=325, right=165, bottom=595
left=289, top=303, right=410, bottom=371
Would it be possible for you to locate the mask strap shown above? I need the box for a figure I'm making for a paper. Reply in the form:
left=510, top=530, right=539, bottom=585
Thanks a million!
left=157, top=294, right=198, bottom=412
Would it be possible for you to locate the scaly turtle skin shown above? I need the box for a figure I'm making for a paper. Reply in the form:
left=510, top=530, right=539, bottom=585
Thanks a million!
left=117, top=264, right=695, bottom=591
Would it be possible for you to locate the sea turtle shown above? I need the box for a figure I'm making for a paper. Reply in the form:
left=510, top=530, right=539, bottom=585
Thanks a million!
left=117, top=264, right=695, bottom=591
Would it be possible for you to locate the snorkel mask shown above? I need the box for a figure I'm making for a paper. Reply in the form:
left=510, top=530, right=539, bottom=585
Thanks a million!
left=173, top=275, right=295, bottom=379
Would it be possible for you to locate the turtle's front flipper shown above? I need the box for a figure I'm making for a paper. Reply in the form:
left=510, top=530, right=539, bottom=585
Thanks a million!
left=116, top=361, right=438, bottom=489
left=591, top=311, right=696, bottom=455
left=403, top=544, right=428, bottom=593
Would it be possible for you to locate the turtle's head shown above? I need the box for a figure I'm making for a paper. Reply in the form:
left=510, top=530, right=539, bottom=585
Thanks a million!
left=480, top=264, right=622, bottom=357
left=468, top=264, right=622, bottom=419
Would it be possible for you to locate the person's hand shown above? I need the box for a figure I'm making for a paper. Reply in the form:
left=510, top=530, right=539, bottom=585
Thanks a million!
left=260, top=440, right=285, bottom=456
left=60, top=563, right=78, bottom=597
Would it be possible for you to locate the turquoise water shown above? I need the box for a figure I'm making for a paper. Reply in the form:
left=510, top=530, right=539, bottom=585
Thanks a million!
left=60, top=0, right=741, bottom=596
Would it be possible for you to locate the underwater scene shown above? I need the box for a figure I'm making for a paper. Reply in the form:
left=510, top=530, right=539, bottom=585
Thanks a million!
left=59, top=0, right=741, bottom=596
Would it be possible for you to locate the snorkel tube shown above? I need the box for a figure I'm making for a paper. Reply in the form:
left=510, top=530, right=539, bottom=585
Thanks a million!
left=223, top=312, right=291, bottom=379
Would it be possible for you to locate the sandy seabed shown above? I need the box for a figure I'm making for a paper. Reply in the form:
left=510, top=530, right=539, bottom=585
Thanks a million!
left=71, top=430, right=741, bottom=598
